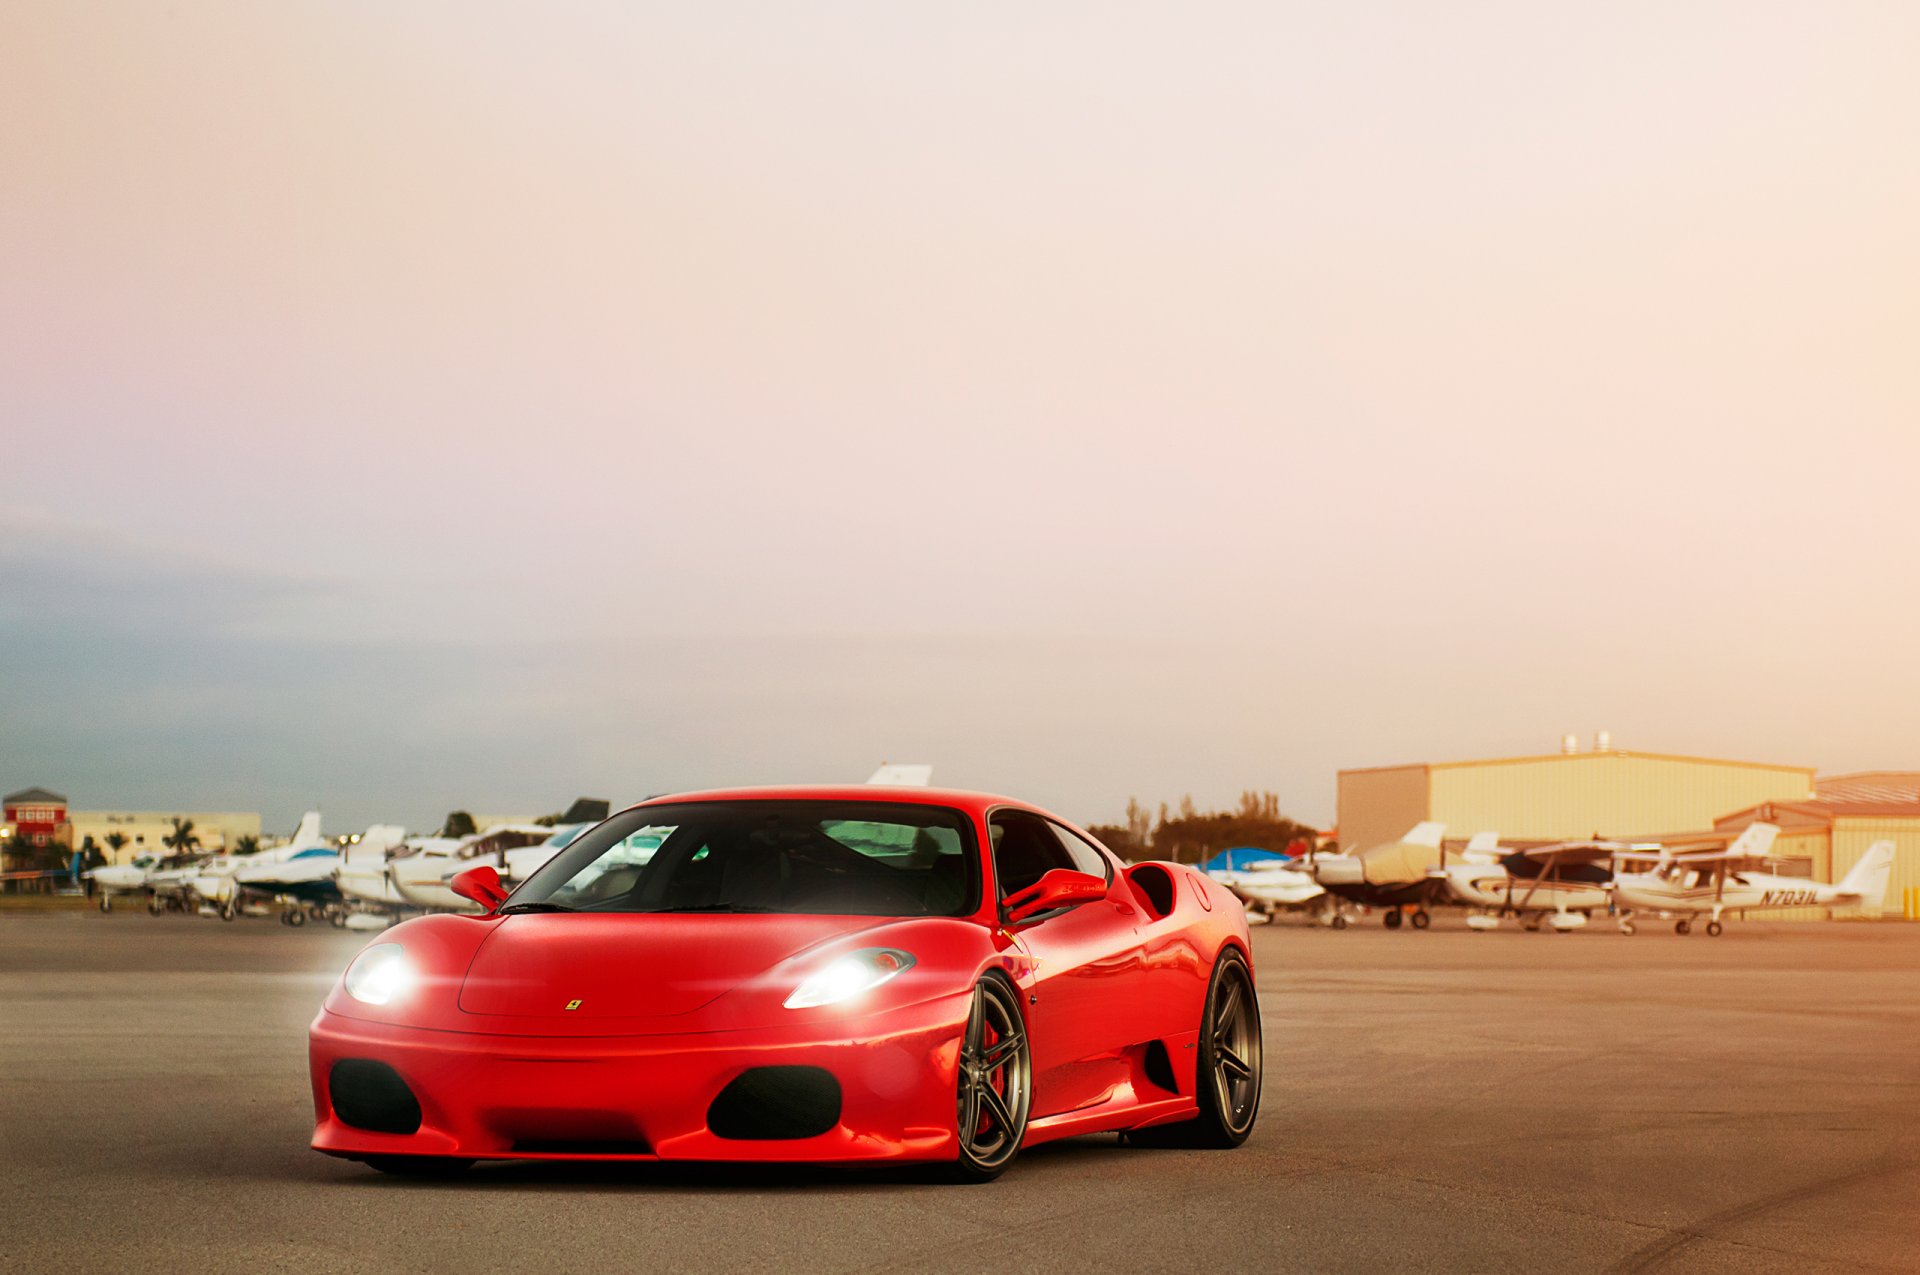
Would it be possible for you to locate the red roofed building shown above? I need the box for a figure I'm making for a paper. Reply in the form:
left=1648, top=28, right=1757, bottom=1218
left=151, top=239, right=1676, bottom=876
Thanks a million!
left=1715, top=772, right=1920, bottom=918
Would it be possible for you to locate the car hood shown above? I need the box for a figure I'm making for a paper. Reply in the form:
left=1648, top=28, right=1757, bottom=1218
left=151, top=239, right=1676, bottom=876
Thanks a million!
left=456, top=913, right=890, bottom=1020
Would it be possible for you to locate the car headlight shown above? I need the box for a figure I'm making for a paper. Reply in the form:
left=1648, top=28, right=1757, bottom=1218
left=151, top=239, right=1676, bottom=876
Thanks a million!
left=343, top=943, right=413, bottom=1006
left=783, top=948, right=916, bottom=1009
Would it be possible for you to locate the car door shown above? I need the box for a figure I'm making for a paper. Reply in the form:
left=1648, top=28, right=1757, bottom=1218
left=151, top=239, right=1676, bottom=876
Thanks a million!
left=989, top=809, right=1142, bottom=1120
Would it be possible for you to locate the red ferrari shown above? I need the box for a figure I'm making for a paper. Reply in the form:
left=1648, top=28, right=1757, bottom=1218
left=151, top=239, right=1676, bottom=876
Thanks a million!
left=309, top=787, right=1263, bottom=1181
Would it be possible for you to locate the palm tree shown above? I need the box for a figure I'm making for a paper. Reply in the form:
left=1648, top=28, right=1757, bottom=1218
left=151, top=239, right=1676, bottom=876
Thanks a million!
left=163, top=817, right=201, bottom=854
left=439, top=811, right=477, bottom=839
left=234, top=835, right=261, bottom=856
left=104, top=831, right=129, bottom=858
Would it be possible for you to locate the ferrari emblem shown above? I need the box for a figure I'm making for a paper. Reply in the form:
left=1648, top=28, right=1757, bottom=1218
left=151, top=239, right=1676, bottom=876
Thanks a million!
left=565, top=999, right=583, bottom=1011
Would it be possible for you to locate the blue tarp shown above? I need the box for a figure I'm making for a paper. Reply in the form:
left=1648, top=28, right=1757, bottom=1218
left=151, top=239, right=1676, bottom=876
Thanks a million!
left=1199, top=846, right=1292, bottom=873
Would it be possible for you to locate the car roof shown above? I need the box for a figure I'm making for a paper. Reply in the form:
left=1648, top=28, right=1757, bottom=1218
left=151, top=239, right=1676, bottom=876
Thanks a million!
left=623, top=785, right=1045, bottom=820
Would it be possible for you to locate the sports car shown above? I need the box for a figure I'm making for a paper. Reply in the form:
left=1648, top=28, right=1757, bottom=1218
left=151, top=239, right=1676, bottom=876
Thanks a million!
left=308, top=786, right=1263, bottom=1181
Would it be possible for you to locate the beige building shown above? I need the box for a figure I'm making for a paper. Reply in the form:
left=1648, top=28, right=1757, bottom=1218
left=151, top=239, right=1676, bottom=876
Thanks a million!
left=1337, top=747, right=1815, bottom=860
left=70, top=810, right=262, bottom=863
left=1715, top=773, right=1920, bottom=919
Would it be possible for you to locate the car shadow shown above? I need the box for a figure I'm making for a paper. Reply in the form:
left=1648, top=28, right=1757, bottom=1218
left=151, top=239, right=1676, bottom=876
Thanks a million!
left=321, top=1133, right=1136, bottom=1194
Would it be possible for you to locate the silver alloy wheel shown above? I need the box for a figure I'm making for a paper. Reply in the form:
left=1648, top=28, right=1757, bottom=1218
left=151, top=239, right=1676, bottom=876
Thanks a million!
left=956, top=980, right=1030, bottom=1171
left=1209, top=961, right=1262, bottom=1137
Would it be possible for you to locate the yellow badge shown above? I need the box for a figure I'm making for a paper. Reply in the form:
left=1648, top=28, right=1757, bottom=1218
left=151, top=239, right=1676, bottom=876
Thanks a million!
left=565, top=998, right=583, bottom=1011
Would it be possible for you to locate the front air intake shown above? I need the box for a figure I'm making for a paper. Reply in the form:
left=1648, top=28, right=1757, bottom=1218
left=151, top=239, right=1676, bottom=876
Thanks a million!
left=329, top=1059, right=423, bottom=1135
left=706, top=1066, right=842, bottom=1140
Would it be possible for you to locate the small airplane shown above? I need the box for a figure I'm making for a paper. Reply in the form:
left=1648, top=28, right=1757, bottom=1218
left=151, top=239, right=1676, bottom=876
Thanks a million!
left=186, top=812, right=333, bottom=918
left=1612, top=832, right=1895, bottom=936
left=387, top=824, right=558, bottom=912
left=866, top=764, right=933, bottom=786
left=234, top=823, right=407, bottom=924
left=1436, top=832, right=1643, bottom=933
left=87, top=851, right=195, bottom=914
left=1298, top=822, right=1450, bottom=929
left=1202, top=844, right=1346, bottom=925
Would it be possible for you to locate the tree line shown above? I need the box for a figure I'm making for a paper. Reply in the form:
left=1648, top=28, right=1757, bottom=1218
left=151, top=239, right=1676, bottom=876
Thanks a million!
left=1085, top=791, right=1326, bottom=865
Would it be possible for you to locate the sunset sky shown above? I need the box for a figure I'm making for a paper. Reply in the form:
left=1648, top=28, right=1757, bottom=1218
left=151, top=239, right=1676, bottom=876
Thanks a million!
left=3, top=2, right=1918, bottom=834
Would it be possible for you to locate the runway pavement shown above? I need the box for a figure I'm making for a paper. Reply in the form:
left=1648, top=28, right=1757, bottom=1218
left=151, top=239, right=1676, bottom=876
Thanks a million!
left=2, top=911, right=1916, bottom=1273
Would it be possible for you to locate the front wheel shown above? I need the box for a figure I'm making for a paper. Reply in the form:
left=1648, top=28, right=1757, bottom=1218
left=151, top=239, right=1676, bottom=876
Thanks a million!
left=1410, top=909, right=1431, bottom=930
left=99, top=895, right=112, bottom=914
left=1383, top=908, right=1403, bottom=930
left=947, top=979, right=1031, bottom=1183
left=1705, top=920, right=1723, bottom=937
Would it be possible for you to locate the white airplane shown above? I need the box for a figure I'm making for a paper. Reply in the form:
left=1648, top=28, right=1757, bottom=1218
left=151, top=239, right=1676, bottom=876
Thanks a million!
left=185, top=812, right=332, bottom=918
left=866, top=764, right=933, bottom=786
left=234, top=823, right=407, bottom=924
left=1202, top=850, right=1340, bottom=924
left=87, top=851, right=194, bottom=914
left=386, top=824, right=557, bottom=912
left=1613, top=834, right=1895, bottom=936
left=1436, top=832, right=1643, bottom=933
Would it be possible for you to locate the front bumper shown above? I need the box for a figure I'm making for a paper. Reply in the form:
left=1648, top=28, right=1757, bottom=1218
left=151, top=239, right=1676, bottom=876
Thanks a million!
left=309, top=993, right=970, bottom=1164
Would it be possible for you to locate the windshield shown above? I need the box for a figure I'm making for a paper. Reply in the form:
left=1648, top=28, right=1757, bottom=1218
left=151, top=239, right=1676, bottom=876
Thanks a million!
left=506, top=800, right=980, bottom=917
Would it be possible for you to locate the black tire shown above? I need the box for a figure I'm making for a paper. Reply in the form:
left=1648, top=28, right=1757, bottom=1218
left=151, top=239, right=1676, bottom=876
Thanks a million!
left=1410, top=909, right=1431, bottom=930
left=1330, top=914, right=1348, bottom=931
left=1675, top=920, right=1691, bottom=936
left=1705, top=921, right=1723, bottom=937
left=99, top=896, right=112, bottom=914
left=286, top=908, right=307, bottom=928
left=945, top=978, right=1031, bottom=1183
left=364, top=1156, right=474, bottom=1178
left=1126, top=948, right=1262, bottom=1150
left=1383, top=909, right=1403, bottom=930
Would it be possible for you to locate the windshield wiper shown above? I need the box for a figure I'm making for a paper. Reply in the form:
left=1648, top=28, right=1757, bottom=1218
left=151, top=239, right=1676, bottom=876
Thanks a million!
left=497, top=901, right=579, bottom=914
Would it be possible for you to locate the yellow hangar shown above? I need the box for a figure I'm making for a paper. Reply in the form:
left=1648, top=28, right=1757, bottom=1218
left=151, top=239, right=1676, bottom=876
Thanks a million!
left=1337, top=742, right=1815, bottom=861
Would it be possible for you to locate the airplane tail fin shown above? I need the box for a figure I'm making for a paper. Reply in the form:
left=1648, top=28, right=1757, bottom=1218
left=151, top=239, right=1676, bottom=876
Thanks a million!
left=1402, top=822, right=1447, bottom=849
left=1726, top=821, right=1780, bottom=859
left=1461, top=831, right=1500, bottom=863
left=289, top=811, right=323, bottom=851
left=866, top=764, right=932, bottom=787
left=1836, top=841, right=1897, bottom=910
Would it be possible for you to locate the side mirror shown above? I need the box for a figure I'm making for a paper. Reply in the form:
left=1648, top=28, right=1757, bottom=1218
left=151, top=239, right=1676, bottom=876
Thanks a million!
left=450, top=865, right=509, bottom=914
left=1004, top=869, right=1106, bottom=924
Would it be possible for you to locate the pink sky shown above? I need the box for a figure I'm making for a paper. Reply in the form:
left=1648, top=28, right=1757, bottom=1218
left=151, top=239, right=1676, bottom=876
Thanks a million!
left=3, top=2, right=1918, bottom=832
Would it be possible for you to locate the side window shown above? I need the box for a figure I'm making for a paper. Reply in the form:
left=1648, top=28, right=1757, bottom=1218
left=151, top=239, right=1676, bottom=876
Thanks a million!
left=988, top=811, right=1075, bottom=897
left=1047, top=822, right=1113, bottom=883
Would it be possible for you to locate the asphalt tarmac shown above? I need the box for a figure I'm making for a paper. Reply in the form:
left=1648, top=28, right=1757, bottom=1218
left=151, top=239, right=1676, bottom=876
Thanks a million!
left=2, top=911, right=1917, bottom=1274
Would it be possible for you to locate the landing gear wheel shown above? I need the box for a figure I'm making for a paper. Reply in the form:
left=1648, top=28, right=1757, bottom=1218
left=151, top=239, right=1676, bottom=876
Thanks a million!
left=1620, top=922, right=1636, bottom=936
left=1674, top=920, right=1691, bottom=935
left=1410, top=909, right=1431, bottom=930
left=330, top=911, right=348, bottom=929
left=148, top=895, right=164, bottom=916
left=1705, top=921, right=1723, bottom=937
left=99, top=895, right=112, bottom=914
left=1383, top=909, right=1404, bottom=930
left=1330, top=914, right=1348, bottom=931
left=220, top=899, right=237, bottom=922
left=946, top=978, right=1031, bottom=1183
left=285, top=907, right=307, bottom=928
left=364, top=1156, right=474, bottom=1178
left=1126, top=947, right=1262, bottom=1150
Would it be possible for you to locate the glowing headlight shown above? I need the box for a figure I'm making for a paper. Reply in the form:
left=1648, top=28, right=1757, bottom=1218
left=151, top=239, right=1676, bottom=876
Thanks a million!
left=783, top=948, right=916, bottom=1009
left=343, top=943, right=413, bottom=1006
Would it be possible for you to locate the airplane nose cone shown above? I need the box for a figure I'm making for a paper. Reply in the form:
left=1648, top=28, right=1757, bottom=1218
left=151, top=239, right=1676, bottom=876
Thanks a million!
left=1313, top=858, right=1364, bottom=886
